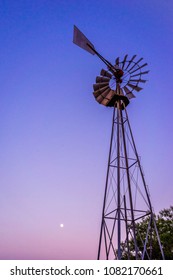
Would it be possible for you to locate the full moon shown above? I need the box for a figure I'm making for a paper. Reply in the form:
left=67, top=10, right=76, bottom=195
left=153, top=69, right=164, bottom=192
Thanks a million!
left=60, top=224, right=64, bottom=228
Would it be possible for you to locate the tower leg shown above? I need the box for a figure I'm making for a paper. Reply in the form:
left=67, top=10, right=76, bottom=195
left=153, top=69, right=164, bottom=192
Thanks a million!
left=97, top=105, right=116, bottom=260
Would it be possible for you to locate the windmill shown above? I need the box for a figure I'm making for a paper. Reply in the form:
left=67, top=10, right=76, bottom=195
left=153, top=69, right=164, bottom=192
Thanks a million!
left=73, top=26, right=164, bottom=260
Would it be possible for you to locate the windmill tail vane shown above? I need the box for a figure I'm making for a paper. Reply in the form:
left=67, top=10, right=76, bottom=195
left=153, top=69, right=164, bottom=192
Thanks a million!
left=73, top=25, right=164, bottom=260
left=73, top=25, right=96, bottom=55
left=73, top=25, right=120, bottom=75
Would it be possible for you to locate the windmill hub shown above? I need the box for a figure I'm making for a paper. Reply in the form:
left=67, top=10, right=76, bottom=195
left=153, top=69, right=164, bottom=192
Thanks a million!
left=114, top=69, right=124, bottom=81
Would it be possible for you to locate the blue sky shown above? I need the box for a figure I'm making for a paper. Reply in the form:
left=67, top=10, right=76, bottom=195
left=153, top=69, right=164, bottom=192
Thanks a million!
left=0, top=0, right=173, bottom=259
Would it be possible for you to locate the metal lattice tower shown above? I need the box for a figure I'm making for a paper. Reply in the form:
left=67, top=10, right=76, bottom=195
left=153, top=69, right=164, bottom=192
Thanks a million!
left=73, top=26, right=164, bottom=260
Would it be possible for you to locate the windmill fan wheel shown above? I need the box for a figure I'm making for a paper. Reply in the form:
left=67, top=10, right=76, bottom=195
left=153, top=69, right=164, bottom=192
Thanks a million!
left=93, top=55, right=149, bottom=108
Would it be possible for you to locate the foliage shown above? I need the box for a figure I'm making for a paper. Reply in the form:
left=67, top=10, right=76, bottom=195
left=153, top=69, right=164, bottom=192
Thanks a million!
left=120, top=206, right=173, bottom=259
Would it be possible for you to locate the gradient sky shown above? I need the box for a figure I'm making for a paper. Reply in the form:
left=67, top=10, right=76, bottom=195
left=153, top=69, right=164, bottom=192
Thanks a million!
left=0, top=0, right=173, bottom=260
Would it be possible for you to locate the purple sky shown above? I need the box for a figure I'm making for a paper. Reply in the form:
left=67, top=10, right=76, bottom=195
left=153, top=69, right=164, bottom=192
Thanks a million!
left=0, top=0, right=173, bottom=259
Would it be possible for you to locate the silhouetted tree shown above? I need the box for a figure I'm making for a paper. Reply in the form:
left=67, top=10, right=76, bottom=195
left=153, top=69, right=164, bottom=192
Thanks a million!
left=120, top=206, right=173, bottom=259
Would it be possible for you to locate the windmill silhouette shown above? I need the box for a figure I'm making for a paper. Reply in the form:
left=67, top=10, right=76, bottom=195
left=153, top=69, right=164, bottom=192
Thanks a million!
left=73, top=26, right=164, bottom=260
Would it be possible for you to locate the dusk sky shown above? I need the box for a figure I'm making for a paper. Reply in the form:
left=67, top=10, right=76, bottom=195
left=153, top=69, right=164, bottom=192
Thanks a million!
left=0, top=0, right=173, bottom=260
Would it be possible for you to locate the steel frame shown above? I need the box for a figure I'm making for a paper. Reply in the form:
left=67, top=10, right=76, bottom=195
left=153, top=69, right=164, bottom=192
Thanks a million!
left=97, top=100, right=164, bottom=260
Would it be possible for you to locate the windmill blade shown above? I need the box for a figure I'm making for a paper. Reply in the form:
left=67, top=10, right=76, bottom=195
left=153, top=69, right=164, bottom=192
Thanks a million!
left=98, top=90, right=114, bottom=105
left=96, top=76, right=110, bottom=83
left=93, top=86, right=110, bottom=97
left=127, top=83, right=143, bottom=92
left=123, top=87, right=136, bottom=99
left=115, top=57, right=119, bottom=65
left=96, top=95, right=104, bottom=103
left=105, top=90, right=114, bottom=100
left=128, top=57, right=143, bottom=72
left=129, top=78, right=147, bottom=83
left=122, top=54, right=128, bottom=69
left=123, top=86, right=131, bottom=95
left=126, top=92, right=136, bottom=99
left=124, top=55, right=137, bottom=70
left=101, top=98, right=110, bottom=106
left=96, top=90, right=113, bottom=104
left=100, top=69, right=112, bottom=78
left=93, top=82, right=109, bottom=91
left=73, top=25, right=96, bottom=55
left=131, top=70, right=149, bottom=78
left=129, top=63, right=148, bottom=75
left=135, top=57, right=144, bottom=65
left=95, top=89, right=114, bottom=102
left=101, top=88, right=112, bottom=98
